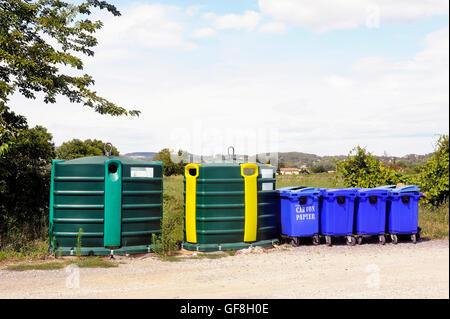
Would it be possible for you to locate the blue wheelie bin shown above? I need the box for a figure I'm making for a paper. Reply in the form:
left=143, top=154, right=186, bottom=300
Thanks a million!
left=320, top=188, right=357, bottom=246
left=375, top=185, right=422, bottom=244
left=277, top=186, right=321, bottom=246
left=354, top=188, right=389, bottom=245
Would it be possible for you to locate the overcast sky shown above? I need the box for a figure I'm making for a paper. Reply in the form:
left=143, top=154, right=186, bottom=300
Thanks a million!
left=11, top=0, right=449, bottom=156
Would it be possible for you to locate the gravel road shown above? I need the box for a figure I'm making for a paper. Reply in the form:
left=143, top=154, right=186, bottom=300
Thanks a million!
left=1, top=239, right=448, bottom=299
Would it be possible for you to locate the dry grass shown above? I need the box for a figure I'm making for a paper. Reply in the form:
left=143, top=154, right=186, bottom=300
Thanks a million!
left=419, top=202, right=449, bottom=239
left=5, top=257, right=118, bottom=271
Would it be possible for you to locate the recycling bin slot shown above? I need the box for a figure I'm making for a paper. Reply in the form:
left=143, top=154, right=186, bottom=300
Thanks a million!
left=188, top=168, right=197, bottom=176
left=369, top=196, right=378, bottom=204
left=108, top=162, right=118, bottom=174
left=243, top=168, right=256, bottom=176
left=337, top=196, right=346, bottom=204
left=401, top=195, right=410, bottom=204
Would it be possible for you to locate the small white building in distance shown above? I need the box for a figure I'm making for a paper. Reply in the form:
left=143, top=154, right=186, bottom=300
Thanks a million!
left=279, top=168, right=300, bottom=175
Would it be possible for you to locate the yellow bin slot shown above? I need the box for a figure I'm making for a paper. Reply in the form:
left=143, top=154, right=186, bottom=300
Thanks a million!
left=241, top=163, right=259, bottom=242
left=185, top=163, right=201, bottom=243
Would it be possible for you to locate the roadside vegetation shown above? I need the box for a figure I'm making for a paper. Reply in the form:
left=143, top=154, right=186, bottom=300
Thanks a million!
left=1, top=135, right=448, bottom=264
left=5, top=257, right=118, bottom=272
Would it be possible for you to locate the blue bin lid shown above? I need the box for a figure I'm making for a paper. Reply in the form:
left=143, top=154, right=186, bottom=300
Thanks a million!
left=389, top=185, right=420, bottom=193
left=277, top=186, right=320, bottom=196
left=356, top=188, right=389, bottom=197
left=320, top=188, right=357, bottom=197
left=374, top=185, right=396, bottom=190
left=375, top=185, right=420, bottom=192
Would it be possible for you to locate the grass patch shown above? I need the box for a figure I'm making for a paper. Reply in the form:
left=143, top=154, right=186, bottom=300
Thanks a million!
left=276, top=173, right=345, bottom=189
left=5, top=257, right=118, bottom=271
left=158, top=255, right=184, bottom=262
left=419, top=202, right=449, bottom=239
left=0, top=239, right=49, bottom=264
left=75, top=257, right=118, bottom=268
left=226, top=250, right=237, bottom=256
left=6, top=261, right=69, bottom=271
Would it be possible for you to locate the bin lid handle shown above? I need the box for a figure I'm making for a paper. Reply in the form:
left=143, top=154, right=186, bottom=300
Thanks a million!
left=104, top=142, right=113, bottom=156
left=227, top=146, right=235, bottom=160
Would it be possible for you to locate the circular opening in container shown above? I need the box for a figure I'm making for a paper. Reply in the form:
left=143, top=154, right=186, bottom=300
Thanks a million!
left=401, top=195, right=410, bottom=204
left=243, top=168, right=255, bottom=176
left=108, top=163, right=118, bottom=174
left=369, top=196, right=378, bottom=204
left=188, top=168, right=197, bottom=176
left=299, top=196, right=307, bottom=205
left=337, top=196, right=346, bottom=204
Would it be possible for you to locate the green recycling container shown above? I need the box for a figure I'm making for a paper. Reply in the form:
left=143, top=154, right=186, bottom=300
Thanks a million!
left=183, top=162, right=279, bottom=251
left=49, top=155, right=163, bottom=255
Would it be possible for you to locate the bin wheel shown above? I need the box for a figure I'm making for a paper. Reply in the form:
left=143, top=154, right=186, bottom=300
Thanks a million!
left=347, top=236, right=356, bottom=246
left=325, top=236, right=332, bottom=246
left=411, top=234, right=417, bottom=244
left=291, top=237, right=300, bottom=247
left=379, top=235, right=386, bottom=245
left=357, top=237, right=363, bottom=245
left=312, top=235, right=320, bottom=246
left=391, top=234, right=398, bottom=245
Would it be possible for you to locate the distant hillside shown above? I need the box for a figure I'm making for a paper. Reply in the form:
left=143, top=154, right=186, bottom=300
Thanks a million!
left=124, top=150, right=432, bottom=173
left=274, top=151, right=432, bottom=173
left=124, top=152, right=157, bottom=160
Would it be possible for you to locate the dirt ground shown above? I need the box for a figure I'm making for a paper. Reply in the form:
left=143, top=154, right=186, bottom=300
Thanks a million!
left=0, top=239, right=448, bottom=299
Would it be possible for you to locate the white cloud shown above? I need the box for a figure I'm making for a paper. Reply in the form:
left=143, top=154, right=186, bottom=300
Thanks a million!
left=258, top=0, right=449, bottom=32
left=259, top=21, right=287, bottom=34
left=191, top=27, right=216, bottom=39
left=97, top=4, right=195, bottom=50
left=323, top=75, right=354, bottom=89
left=204, top=10, right=262, bottom=31
left=10, top=21, right=449, bottom=157
left=185, top=5, right=204, bottom=17
left=350, top=56, right=391, bottom=75
left=397, top=27, right=449, bottom=71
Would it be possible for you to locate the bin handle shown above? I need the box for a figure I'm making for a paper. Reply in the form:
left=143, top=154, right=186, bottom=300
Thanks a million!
left=227, top=146, right=235, bottom=159
left=104, top=142, right=113, bottom=156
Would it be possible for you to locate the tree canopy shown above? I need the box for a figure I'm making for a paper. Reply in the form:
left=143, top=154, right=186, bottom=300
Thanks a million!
left=0, top=0, right=139, bottom=116
left=417, top=135, right=449, bottom=206
left=0, top=124, right=55, bottom=249
left=153, top=148, right=185, bottom=176
left=56, top=138, right=119, bottom=160
left=0, top=103, right=27, bottom=156
left=335, top=146, right=406, bottom=188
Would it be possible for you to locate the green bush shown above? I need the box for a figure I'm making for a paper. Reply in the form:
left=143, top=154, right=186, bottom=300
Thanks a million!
left=0, top=125, right=55, bottom=249
left=153, top=149, right=186, bottom=176
left=56, top=138, right=119, bottom=160
left=336, top=146, right=407, bottom=188
left=416, top=135, right=449, bottom=206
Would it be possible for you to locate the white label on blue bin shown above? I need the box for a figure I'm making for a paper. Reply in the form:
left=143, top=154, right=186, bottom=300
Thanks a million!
left=295, top=205, right=315, bottom=213
left=261, top=169, right=273, bottom=179
left=262, top=183, right=273, bottom=190
left=295, top=205, right=316, bottom=221
left=296, top=213, right=316, bottom=221
left=131, top=167, right=153, bottom=178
